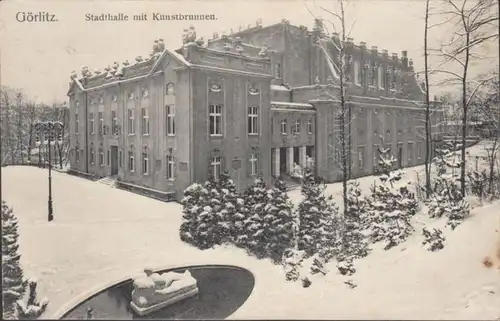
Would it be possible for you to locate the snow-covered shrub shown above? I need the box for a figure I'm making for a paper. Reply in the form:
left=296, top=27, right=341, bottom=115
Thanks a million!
left=263, top=178, right=296, bottom=262
left=297, top=168, right=339, bottom=260
left=282, top=248, right=305, bottom=282
left=422, top=228, right=445, bottom=252
left=467, top=169, right=488, bottom=199
left=341, top=181, right=370, bottom=260
left=336, top=253, right=356, bottom=276
left=2, top=201, right=28, bottom=320
left=366, top=145, right=415, bottom=250
left=179, top=183, right=208, bottom=245
left=16, top=279, right=49, bottom=320
left=242, top=176, right=269, bottom=258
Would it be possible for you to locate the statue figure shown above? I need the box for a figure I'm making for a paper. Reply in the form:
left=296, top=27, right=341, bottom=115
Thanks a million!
left=186, top=26, right=196, bottom=43
left=70, top=70, right=78, bottom=80
left=223, top=42, right=232, bottom=51
left=157, top=38, right=165, bottom=52
left=122, top=60, right=130, bottom=66
left=112, top=62, right=119, bottom=70
left=258, top=44, right=269, bottom=58
left=81, top=66, right=90, bottom=78
left=181, top=29, right=189, bottom=44
left=130, top=268, right=198, bottom=316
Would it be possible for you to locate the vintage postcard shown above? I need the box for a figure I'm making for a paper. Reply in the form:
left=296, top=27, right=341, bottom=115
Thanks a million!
left=1, top=0, right=499, bottom=319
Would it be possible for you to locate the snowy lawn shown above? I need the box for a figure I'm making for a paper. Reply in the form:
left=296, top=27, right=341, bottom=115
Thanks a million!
left=2, top=159, right=500, bottom=320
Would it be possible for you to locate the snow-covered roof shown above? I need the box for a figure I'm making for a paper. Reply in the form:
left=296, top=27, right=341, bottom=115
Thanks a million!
left=271, top=101, right=316, bottom=112
left=271, top=85, right=291, bottom=91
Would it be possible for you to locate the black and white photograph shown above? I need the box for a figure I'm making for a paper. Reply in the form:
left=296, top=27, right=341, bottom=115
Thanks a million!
left=0, top=0, right=499, bottom=319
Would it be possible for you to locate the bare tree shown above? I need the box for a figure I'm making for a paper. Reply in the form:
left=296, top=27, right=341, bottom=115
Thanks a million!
left=25, top=101, right=39, bottom=163
left=430, top=0, right=499, bottom=195
left=423, top=0, right=433, bottom=197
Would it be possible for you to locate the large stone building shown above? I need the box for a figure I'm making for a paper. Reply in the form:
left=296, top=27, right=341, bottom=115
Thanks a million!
left=67, top=19, right=444, bottom=200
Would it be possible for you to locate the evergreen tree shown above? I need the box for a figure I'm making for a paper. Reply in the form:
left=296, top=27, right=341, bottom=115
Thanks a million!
left=217, top=171, right=238, bottom=243
left=428, top=141, right=470, bottom=229
left=263, top=178, right=295, bottom=262
left=366, top=145, right=414, bottom=250
left=341, top=181, right=370, bottom=259
left=179, top=183, right=208, bottom=245
left=243, top=176, right=268, bottom=257
left=2, top=201, right=27, bottom=320
left=297, top=168, right=339, bottom=260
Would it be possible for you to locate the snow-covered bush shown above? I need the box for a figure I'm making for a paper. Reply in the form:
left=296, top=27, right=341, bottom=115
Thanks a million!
left=282, top=248, right=305, bottom=282
left=336, top=253, right=356, bottom=276
left=2, top=201, right=28, bottom=319
left=366, top=145, right=414, bottom=250
left=297, top=168, right=339, bottom=260
left=16, top=279, right=49, bottom=320
left=422, top=228, right=445, bottom=252
left=341, top=181, right=370, bottom=259
left=179, top=183, right=208, bottom=245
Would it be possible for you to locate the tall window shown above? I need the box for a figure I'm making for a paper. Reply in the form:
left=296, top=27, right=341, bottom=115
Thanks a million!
left=99, top=149, right=104, bottom=166
left=142, top=153, right=149, bottom=175
left=107, top=150, right=110, bottom=166
left=90, top=113, right=95, bottom=135
left=358, top=147, right=365, bottom=171
left=98, top=112, right=104, bottom=135
left=211, top=156, right=221, bottom=181
left=128, top=109, right=135, bottom=134
left=275, top=63, right=282, bottom=78
left=209, top=104, right=222, bottom=136
left=90, top=149, right=95, bottom=164
left=280, top=119, right=287, bottom=135
left=166, top=105, right=175, bottom=135
left=75, top=114, right=79, bottom=134
left=294, top=119, right=301, bottom=135
left=373, top=145, right=379, bottom=169
left=141, top=107, right=150, bottom=135
left=119, top=150, right=122, bottom=168
left=76, top=149, right=80, bottom=162
left=166, top=155, right=175, bottom=180
left=111, top=110, right=117, bottom=135
left=354, top=60, right=360, bottom=85
left=128, top=151, right=135, bottom=172
left=248, top=106, right=259, bottom=135
left=408, top=142, right=414, bottom=163
left=307, top=118, right=313, bottom=134
left=378, top=66, right=384, bottom=89
left=249, top=152, right=258, bottom=176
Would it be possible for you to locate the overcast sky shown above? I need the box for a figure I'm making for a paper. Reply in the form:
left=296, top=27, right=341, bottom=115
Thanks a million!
left=0, top=0, right=498, bottom=103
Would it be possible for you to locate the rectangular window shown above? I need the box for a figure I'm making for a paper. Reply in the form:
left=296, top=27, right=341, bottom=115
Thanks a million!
left=98, top=112, right=104, bottom=135
left=248, top=106, right=259, bottom=135
left=107, top=150, right=110, bottom=166
left=141, top=108, right=150, bottom=135
left=354, top=61, right=360, bottom=85
left=209, top=104, right=222, bottom=136
left=90, top=113, right=95, bottom=135
left=119, top=150, right=122, bottom=168
left=166, top=155, right=175, bottom=180
left=408, top=142, right=414, bottom=163
left=128, top=151, right=135, bottom=172
left=166, top=105, right=175, bottom=136
left=90, top=149, right=95, bottom=164
left=378, top=66, right=385, bottom=89
left=417, top=142, right=424, bottom=159
left=249, top=152, right=258, bottom=176
left=280, top=119, right=287, bottom=135
left=307, top=118, right=313, bottom=134
left=142, top=153, right=149, bottom=175
left=275, top=63, right=282, bottom=78
left=373, top=145, right=379, bottom=169
left=211, top=156, right=221, bottom=181
left=99, top=149, right=104, bottom=166
left=76, top=149, right=80, bottom=162
left=75, top=114, right=79, bottom=135
left=111, top=110, right=117, bottom=135
left=128, top=109, right=135, bottom=134
left=294, top=119, right=301, bottom=135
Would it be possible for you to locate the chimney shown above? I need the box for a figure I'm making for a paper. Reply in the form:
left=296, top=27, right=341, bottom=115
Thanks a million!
left=401, top=50, right=408, bottom=69
left=359, top=41, right=367, bottom=49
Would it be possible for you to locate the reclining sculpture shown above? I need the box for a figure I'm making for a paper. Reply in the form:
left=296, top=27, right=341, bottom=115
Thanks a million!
left=130, top=268, right=199, bottom=316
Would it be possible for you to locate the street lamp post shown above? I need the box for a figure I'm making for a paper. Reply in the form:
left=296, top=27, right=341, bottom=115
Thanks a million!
left=34, top=120, right=63, bottom=222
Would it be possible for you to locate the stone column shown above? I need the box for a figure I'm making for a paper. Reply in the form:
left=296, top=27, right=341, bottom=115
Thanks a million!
left=273, top=148, right=280, bottom=177
left=299, top=146, right=307, bottom=168
left=287, top=147, right=294, bottom=174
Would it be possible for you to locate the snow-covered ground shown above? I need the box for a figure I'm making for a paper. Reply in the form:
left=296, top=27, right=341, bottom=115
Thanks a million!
left=2, top=141, right=500, bottom=320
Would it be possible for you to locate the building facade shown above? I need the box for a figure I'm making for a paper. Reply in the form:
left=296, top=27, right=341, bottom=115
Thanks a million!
left=67, top=19, right=444, bottom=200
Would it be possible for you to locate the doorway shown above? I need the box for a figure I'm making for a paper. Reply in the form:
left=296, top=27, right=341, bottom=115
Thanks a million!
left=111, top=146, right=118, bottom=176
left=279, top=148, right=287, bottom=174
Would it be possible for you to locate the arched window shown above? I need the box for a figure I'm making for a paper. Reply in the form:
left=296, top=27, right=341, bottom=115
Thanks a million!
left=166, top=83, right=175, bottom=95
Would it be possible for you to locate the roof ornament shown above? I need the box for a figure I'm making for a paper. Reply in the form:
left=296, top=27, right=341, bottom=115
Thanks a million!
left=258, top=44, right=269, bottom=58
left=186, top=27, right=196, bottom=43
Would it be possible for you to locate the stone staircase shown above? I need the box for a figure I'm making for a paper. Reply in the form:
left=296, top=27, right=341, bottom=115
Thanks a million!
left=280, top=175, right=302, bottom=191
left=97, top=176, right=117, bottom=188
